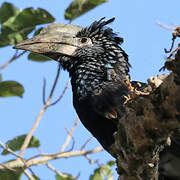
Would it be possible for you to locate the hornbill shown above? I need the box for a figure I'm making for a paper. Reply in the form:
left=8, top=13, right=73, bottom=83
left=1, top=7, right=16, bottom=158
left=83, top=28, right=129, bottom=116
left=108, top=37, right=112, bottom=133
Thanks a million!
left=14, top=18, right=180, bottom=179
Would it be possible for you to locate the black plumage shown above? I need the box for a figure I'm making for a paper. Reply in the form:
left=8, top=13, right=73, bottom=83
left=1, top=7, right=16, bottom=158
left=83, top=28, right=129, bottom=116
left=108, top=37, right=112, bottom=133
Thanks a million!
left=15, top=17, right=130, bottom=151
left=14, top=18, right=180, bottom=179
left=64, top=18, right=130, bottom=151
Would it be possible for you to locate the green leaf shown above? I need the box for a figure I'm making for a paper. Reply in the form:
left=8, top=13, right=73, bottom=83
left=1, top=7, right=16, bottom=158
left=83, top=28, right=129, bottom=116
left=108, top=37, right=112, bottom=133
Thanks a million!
left=28, top=52, right=52, bottom=62
left=90, top=169, right=103, bottom=180
left=90, top=163, right=114, bottom=180
left=0, top=170, right=22, bottom=180
left=0, top=4, right=55, bottom=47
left=3, top=8, right=55, bottom=31
left=100, top=165, right=113, bottom=180
left=65, top=0, right=108, bottom=20
left=33, top=175, right=40, bottom=180
left=0, top=81, right=24, bottom=98
left=2, top=135, right=40, bottom=155
left=0, top=74, right=2, bottom=82
left=33, top=27, right=43, bottom=36
left=0, top=2, right=20, bottom=24
left=0, top=28, right=27, bottom=47
left=56, top=174, right=76, bottom=180
left=107, top=161, right=115, bottom=167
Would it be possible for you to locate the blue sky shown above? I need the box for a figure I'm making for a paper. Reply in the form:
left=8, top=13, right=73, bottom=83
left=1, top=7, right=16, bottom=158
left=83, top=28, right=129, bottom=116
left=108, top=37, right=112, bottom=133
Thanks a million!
left=0, top=0, right=179, bottom=179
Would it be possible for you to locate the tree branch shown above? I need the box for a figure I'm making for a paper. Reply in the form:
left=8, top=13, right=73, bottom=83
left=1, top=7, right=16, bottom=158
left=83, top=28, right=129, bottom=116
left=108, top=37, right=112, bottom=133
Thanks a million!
left=0, top=50, right=26, bottom=71
left=19, top=65, right=61, bottom=157
left=0, top=147, right=103, bottom=170
left=46, top=163, right=68, bottom=178
left=110, top=49, right=180, bottom=179
left=60, top=116, right=79, bottom=152
left=0, top=140, right=36, bottom=180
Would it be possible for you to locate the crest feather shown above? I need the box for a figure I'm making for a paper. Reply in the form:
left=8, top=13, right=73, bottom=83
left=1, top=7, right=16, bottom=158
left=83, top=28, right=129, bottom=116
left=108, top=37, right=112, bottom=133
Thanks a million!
left=77, top=17, right=124, bottom=45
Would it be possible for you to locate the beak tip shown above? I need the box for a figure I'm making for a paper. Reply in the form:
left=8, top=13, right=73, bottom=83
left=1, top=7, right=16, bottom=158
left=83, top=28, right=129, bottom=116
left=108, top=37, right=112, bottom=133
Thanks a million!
left=13, top=44, right=21, bottom=50
left=13, top=44, right=27, bottom=51
left=13, top=45, right=17, bottom=49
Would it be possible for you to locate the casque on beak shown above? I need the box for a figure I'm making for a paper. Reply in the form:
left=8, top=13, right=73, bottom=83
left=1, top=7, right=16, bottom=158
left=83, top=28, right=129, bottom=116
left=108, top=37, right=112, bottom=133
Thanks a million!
left=14, top=23, right=83, bottom=60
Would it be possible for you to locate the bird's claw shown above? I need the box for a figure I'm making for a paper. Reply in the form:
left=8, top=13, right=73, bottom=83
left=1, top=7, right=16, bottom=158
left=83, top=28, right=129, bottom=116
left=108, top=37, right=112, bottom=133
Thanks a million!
left=123, top=94, right=132, bottom=105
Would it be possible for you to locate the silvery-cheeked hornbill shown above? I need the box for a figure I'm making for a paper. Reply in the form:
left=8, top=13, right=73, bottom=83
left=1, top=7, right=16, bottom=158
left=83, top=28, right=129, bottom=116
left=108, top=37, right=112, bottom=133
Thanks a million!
left=14, top=18, right=180, bottom=179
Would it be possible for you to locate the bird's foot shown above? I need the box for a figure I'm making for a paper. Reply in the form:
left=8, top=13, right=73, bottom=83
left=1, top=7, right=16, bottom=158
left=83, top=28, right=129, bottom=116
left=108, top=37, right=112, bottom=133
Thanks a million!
left=123, top=94, right=132, bottom=105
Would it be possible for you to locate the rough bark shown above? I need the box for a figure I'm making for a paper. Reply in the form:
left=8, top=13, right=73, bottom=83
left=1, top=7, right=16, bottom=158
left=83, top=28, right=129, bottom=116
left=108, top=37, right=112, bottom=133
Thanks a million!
left=110, top=49, right=180, bottom=180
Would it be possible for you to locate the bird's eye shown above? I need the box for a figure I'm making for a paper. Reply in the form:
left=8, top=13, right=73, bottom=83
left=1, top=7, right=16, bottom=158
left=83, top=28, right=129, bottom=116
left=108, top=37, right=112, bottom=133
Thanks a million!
left=80, top=37, right=88, bottom=44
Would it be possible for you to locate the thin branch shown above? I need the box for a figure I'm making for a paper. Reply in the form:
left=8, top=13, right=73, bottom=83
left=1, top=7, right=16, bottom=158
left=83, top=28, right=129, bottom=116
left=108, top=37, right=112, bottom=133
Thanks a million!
left=48, top=64, right=61, bottom=99
left=0, top=140, right=35, bottom=180
left=49, top=81, right=69, bottom=106
left=0, top=50, right=26, bottom=71
left=19, top=65, right=61, bottom=157
left=0, top=140, right=25, bottom=161
left=0, top=163, right=17, bottom=172
left=60, top=117, right=79, bottom=152
left=0, top=147, right=103, bottom=170
left=167, top=44, right=180, bottom=58
left=164, top=37, right=176, bottom=53
left=28, top=167, right=39, bottom=180
left=28, top=147, right=103, bottom=164
left=64, top=127, right=76, bottom=152
left=0, top=140, right=27, bottom=168
left=43, top=78, right=47, bottom=105
left=84, top=154, right=99, bottom=164
left=46, top=163, right=68, bottom=178
left=81, top=136, right=93, bottom=150
left=23, top=170, right=36, bottom=180
left=0, top=140, right=22, bottom=162
left=156, top=22, right=180, bottom=53
left=81, top=137, right=101, bottom=165
left=43, top=64, right=69, bottom=107
left=46, top=162, right=80, bottom=179
left=18, top=103, right=48, bottom=157
left=156, top=22, right=175, bottom=30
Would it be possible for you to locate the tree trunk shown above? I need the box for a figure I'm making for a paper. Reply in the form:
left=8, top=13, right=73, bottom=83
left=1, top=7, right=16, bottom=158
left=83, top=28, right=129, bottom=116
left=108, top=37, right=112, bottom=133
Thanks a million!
left=110, top=49, right=180, bottom=179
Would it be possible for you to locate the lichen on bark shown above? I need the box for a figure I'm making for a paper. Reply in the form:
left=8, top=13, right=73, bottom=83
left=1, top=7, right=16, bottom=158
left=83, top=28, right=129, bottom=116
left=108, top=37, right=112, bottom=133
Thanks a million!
left=111, top=49, right=180, bottom=180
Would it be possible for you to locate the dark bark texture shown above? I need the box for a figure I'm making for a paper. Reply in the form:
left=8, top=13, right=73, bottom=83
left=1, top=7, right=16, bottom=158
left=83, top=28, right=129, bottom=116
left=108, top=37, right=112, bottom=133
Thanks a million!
left=110, top=49, right=180, bottom=180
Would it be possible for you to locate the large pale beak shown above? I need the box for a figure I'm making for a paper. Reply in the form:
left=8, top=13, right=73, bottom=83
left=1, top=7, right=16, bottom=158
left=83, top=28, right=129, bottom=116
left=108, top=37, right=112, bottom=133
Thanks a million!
left=14, top=23, right=83, bottom=60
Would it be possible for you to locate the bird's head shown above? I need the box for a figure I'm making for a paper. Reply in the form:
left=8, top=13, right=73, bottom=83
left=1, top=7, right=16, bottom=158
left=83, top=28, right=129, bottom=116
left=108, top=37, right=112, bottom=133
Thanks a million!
left=14, top=17, right=128, bottom=73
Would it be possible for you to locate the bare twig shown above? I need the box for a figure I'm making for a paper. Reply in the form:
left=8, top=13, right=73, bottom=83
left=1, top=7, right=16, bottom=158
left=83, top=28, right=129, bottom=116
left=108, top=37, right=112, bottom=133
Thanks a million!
left=48, top=64, right=61, bottom=99
left=167, top=43, right=180, bottom=58
left=43, top=78, right=47, bottom=105
left=46, top=162, right=80, bottom=179
left=0, top=140, right=25, bottom=161
left=28, top=168, right=39, bottom=180
left=46, top=163, right=68, bottom=178
left=156, top=22, right=175, bottom=53
left=156, top=22, right=180, bottom=53
left=42, top=65, right=69, bottom=107
left=81, top=136, right=93, bottom=150
left=165, top=37, right=176, bottom=53
left=18, top=103, right=49, bottom=157
left=0, top=147, right=103, bottom=170
left=64, top=127, right=76, bottom=152
left=0, top=50, right=26, bottom=71
left=0, top=140, right=35, bottom=180
left=23, top=170, right=36, bottom=180
left=156, top=22, right=175, bottom=30
left=0, top=163, right=17, bottom=172
left=49, top=81, right=69, bottom=106
left=19, top=65, right=61, bottom=157
left=84, top=154, right=99, bottom=164
left=60, top=117, right=79, bottom=152
left=33, top=147, right=103, bottom=163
